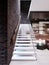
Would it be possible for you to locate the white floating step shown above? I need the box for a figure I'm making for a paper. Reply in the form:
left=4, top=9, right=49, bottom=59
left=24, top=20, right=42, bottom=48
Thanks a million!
left=15, top=42, right=31, bottom=44
left=16, top=41, right=36, bottom=44
left=17, top=35, right=35, bottom=37
left=14, top=47, right=34, bottom=50
left=17, top=35, right=31, bottom=37
left=16, top=41, right=31, bottom=42
left=16, top=37, right=31, bottom=40
left=12, top=24, right=37, bottom=61
left=15, top=44, right=33, bottom=47
left=13, top=51, right=35, bottom=55
left=17, top=34, right=30, bottom=35
left=12, top=55, right=36, bottom=60
left=16, top=39, right=30, bottom=41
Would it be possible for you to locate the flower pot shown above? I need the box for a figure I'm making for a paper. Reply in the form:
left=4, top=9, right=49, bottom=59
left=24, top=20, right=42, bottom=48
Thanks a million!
left=37, top=39, right=46, bottom=50
left=46, top=40, right=49, bottom=50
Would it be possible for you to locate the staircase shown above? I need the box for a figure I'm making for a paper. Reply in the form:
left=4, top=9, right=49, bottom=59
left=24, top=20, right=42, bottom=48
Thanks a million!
left=12, top=24, right=37, bottom=60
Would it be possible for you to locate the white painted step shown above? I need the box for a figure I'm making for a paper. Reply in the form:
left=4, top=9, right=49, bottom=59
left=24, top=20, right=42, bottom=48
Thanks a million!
left=12, top=55, right=36, bottom=60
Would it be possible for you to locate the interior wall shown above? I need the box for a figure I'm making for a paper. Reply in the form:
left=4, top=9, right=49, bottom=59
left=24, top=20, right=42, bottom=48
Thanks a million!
left=0, top=0, right=7, bottom=64
left=28, top=0, right=49, bottom=18
left=29, top=0, right=49, bottom=11
left=29, top=12, right=49, bottom=21
left=8, top=0, right=20, bottom=64
left=21, top=0, right=31, bottom=23
left=0, top=0, right=20, bottom=65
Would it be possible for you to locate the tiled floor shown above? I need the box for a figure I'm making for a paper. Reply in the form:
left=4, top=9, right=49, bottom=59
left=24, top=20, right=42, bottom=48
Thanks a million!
left=10, top=24, right=49, bottom=65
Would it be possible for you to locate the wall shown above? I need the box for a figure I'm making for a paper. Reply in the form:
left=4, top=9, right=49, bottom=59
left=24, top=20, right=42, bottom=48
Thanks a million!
left=29, top=0, right=49, bottom=11
left=29, top=12, right=49, bottom=22
left=8, top=0, right=20, bottom=64
left=0, top=0, right=7, bottom=64
left=28, top=0, right=49, bottom=18
left=21, top=0, right=31, bottom=23
left=0, top=0, right=20, bottom=65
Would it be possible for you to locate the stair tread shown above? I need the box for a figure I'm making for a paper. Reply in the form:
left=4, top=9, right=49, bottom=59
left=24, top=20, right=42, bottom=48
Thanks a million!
left=12, top=55, right=36, bottom=60
left=16, top=41, right=32, bottom=42
left=14, top=46, right=34, bottom=49
left=17, top=35, right=31, bottom=38
left=17, top=37, right=31, bottom=39
left=13, top=51, right=35, bottom=54
left=15, top=44, right=33, bottom=46
left=11, top=24, right=37, bottom=60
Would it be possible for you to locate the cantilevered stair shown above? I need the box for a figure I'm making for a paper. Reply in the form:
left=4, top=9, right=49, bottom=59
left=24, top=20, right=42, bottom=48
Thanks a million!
left=12, top=24, right=37, bottom=60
